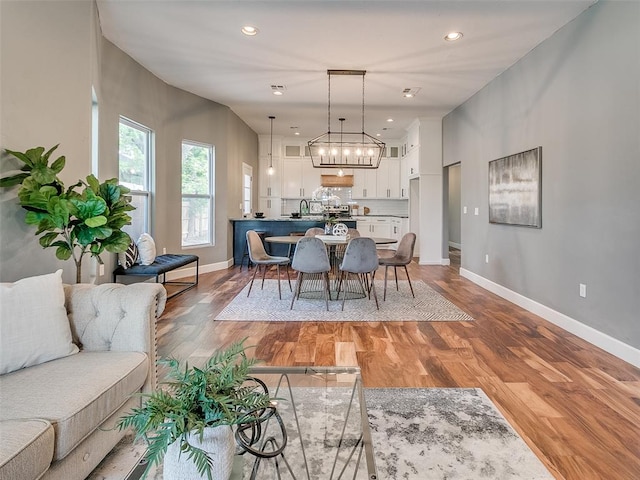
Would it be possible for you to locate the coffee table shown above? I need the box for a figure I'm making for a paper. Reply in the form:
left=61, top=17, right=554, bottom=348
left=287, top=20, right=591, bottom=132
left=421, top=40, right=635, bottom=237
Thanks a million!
left=125, top=366, right=377, bottom=479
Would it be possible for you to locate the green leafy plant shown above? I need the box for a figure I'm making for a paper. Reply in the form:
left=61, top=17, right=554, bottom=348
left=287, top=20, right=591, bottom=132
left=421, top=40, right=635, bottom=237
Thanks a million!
left=116, top=339, right=271, bottom=479
left=0, top=145, right=134, bottom=282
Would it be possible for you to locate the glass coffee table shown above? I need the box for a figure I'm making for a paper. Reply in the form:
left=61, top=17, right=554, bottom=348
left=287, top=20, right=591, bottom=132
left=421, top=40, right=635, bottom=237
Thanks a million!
left=126, top=366, right=377, bottom=480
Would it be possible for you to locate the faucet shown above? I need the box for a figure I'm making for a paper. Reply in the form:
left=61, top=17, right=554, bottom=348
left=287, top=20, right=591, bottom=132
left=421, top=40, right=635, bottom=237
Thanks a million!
left=299, top=199, right=309, bottom=216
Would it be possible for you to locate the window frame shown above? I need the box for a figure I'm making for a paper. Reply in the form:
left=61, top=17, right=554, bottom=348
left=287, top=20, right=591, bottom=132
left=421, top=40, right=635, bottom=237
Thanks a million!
left=181, top=140, right=215, bottom=248
left=118, top=116, right=153, bottom=239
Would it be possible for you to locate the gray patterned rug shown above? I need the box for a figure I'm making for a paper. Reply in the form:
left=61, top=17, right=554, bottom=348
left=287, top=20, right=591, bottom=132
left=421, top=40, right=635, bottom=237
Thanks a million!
left=214, top=279, right=473, bottom=322
left=365, top=388, right=553, bottom=479
left=90, top=388, right=551, bottom=479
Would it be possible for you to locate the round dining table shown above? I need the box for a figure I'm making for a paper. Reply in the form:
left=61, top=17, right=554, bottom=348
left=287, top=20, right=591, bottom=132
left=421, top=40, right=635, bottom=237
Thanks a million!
left=264, top=236, right=397, bottom=246
left=264, top=235, right=397, bottom=300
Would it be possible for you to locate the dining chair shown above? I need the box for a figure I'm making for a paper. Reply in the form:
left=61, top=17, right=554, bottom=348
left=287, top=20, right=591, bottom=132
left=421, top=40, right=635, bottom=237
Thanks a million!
left=290, top=237, right=332, bottom=311
left=304, top=227, right=324, bottom=236
left=378, top=232, right=416, bottom=301
left=246, top=230, right=292, bottom=300
left=336, top=237, right=379, bottom=311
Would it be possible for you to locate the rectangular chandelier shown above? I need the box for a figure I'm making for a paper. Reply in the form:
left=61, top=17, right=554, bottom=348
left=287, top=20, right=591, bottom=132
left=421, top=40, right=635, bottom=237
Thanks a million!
left=308, top=70, right=385, bottom=169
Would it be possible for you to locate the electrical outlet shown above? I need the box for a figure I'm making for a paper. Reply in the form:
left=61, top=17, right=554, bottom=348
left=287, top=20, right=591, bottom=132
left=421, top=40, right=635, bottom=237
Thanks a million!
left=485, top=254, right=489, bottom=264
left=463, top=206, right=468, bottom=214
left=474, top=207, right=479, bottom=216
left=99, top=264, right=105, bottom=276
left=579, top=283, right=587, bottom=298
left=163, top=247, right=167, bottom=254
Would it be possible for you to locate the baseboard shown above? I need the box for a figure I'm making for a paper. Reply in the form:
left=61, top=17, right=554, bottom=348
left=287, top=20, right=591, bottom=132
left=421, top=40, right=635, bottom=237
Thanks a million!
left=165, top=258, right=234, bottom=281
left=419, top=258, right=450, bottom=266
left=449, top=241, right=462, bottom=249
left=460, top=268, right=640, bottom=368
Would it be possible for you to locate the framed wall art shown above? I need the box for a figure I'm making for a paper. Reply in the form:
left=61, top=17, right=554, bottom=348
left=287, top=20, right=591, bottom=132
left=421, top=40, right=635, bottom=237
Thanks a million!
left=488, top=146, right=542, bottom=228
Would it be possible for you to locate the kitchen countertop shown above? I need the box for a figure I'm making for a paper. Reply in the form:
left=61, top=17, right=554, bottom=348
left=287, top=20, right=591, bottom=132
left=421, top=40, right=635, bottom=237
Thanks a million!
left=231, top=214, right=408, bottom=221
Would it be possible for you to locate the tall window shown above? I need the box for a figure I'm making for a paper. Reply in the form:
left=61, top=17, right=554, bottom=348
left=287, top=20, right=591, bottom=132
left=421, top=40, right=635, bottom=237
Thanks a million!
left=242, top=163, right=252, bottom=216
left=119, top=117, right=153, bottom=242
left=182, top=141, right=214, bottom=247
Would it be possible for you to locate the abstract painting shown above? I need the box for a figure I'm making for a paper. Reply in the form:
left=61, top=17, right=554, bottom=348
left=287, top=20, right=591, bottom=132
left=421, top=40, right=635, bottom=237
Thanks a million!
left=489, top=147, right=542, bottom=228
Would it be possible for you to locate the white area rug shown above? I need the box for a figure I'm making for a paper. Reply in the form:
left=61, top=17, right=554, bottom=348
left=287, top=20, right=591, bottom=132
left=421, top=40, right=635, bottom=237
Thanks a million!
left=214, top=279, right=473, bottom=322
left=90, top=388, right=551, bottom=480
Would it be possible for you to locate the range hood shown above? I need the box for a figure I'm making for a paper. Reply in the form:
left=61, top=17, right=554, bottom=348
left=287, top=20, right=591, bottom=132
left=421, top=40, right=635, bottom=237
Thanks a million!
left=320, top=174, right=354, bottom=187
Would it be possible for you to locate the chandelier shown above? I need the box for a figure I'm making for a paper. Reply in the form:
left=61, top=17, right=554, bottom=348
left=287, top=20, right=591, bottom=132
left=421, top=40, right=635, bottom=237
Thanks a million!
left=308, top=70, right=385, bottom=170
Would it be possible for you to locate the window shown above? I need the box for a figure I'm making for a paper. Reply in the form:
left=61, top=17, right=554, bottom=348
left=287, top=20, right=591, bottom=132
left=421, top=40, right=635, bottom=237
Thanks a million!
left=182, top=141, right=214, bottom=247
left=119, top=117, right=153, bottom=242
left=242, top=163, right=252, bottom=216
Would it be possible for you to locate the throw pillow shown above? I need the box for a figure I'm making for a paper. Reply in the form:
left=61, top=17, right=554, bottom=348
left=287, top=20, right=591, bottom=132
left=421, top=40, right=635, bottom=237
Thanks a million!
left=137, top=233, right=157, bottom=265
left=0, top=270, right=79, bottom=374
left=118, top=237, right=139, bottom=269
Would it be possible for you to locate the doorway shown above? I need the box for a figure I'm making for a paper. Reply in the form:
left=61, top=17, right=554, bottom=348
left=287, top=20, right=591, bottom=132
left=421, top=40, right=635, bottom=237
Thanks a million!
left=445, top=163, right=461, bottom=265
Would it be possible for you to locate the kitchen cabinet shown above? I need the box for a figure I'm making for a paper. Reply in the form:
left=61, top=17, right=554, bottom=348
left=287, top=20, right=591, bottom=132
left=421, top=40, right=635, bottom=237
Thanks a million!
left=258, top=155, right=281, bottom=198
left=282, top=158, right=319, bottom=198
left=376, top=158, right=400, bottom=198
left=352, top=169, right=378, bottom=198
left=356, top=217, right=391, bottom=239
left=258, top=197, right=281, bottom=217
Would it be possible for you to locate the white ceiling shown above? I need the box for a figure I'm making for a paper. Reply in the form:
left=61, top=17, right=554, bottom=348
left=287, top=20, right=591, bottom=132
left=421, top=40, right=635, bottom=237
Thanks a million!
left=97, top=0, right=595, bottom=141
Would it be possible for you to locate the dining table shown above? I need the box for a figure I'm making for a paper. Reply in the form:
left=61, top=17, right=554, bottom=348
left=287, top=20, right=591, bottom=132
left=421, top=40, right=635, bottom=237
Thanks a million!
left=265, top=235, right=397, bottom=300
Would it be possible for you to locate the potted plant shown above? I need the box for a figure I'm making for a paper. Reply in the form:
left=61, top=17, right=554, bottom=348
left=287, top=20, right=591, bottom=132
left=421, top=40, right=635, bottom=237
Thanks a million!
left=116, top=339, right=272, bottom=480
left=0, top=145, right=134, bottom=282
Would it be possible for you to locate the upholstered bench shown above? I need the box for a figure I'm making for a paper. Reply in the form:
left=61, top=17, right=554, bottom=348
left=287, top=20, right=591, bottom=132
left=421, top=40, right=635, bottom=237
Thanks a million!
left=113, top=254, right=199, bottom=299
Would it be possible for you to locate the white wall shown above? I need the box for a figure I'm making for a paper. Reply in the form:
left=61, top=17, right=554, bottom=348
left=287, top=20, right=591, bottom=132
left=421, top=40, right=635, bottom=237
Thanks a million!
left=443, top=1, right=640, bottom=351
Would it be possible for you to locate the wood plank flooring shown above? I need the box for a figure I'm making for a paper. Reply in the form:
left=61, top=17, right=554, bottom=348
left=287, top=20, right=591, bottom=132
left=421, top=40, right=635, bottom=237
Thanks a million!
left=158, top=251, right=640, bottom=480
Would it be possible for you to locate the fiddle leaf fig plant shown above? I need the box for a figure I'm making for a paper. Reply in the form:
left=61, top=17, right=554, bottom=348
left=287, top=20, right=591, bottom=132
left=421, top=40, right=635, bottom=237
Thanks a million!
left=0, top=144, right=135, bottom=282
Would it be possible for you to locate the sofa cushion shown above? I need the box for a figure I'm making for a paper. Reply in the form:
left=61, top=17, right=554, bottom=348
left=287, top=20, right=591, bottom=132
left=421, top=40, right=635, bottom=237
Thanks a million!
left=0, top=419, right=54, bottom=480
left=0, top=351, right=148, bottom=461
left=0, top=270, right=79, bottom=374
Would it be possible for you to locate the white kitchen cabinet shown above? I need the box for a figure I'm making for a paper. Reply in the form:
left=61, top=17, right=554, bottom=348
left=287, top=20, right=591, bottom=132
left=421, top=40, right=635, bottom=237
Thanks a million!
left=376, top=158, right=400, bottom=198
left=400, top=157, right=409, bottom=198
left=352, top=169, right=378, bottom=198
left=258, top=155, right=281, bottom=198
left=258, top=197, right=281, bottom=217
left=282, top=158, right=319, bottom=198
left=356, top=217, right=391, bottom=238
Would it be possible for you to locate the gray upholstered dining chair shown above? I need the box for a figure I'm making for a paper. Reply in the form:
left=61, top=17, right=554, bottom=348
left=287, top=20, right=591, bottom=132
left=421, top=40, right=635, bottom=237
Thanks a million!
left=290, top=236, right=332, bottom=311
left=246, top=230, right=292, bottom=300
left=336, top=237, right=379, bottom=311
left=378, top=232, right=416, bottom=301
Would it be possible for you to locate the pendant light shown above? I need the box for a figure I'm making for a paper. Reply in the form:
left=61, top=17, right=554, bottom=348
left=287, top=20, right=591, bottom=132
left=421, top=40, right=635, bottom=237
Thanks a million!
left=308, top=70, right=385, bottom=169
left=267, top=115, right=275, bottom=176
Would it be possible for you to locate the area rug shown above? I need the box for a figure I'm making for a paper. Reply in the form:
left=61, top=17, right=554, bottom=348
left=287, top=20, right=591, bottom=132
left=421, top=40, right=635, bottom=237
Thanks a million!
left=214, top=279, right=474, bottom=322
left=89, top=388, right=551, bottom=480
left=365, top=388, right=553, bottom=479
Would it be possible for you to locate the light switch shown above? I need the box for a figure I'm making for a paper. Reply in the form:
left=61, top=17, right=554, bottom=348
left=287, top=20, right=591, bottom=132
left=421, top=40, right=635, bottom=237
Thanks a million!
left=579, top=284, right=587, bottom=298
left=474, top=207, right=479, bottom=216
left=463, top=206, right=468, bottom=214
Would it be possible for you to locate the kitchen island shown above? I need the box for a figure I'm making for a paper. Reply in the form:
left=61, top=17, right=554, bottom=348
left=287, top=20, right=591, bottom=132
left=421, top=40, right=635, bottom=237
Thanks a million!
left=230, top=217, right=356, bottom=265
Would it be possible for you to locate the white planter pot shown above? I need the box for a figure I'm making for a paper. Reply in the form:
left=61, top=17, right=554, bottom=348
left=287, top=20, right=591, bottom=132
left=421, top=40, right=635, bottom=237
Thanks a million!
left=164, top=425, right=235, bottom=480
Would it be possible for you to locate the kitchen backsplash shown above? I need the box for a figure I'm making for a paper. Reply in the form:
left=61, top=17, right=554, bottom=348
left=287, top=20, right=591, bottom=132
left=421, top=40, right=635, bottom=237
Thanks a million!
left=282, top=198, right=408, bottom=216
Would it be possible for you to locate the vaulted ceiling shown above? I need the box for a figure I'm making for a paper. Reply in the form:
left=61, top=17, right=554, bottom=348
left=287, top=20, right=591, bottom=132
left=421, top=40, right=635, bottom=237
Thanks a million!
left=97, top=0, right=595, bottom=140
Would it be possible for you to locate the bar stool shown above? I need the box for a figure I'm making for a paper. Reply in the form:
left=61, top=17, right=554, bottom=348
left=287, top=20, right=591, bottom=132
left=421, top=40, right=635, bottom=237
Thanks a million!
left=287, top=231, right=306, bottom=258
left=242, top=230, right=267, bottom=269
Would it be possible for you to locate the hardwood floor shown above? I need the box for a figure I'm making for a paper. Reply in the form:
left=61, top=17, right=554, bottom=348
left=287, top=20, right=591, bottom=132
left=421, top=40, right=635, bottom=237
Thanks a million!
left=158, top=251, right=640, bottom=480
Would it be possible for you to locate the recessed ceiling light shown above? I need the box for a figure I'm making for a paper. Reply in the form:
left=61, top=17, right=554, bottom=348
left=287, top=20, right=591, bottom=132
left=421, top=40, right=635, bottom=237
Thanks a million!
left=403, top=87, right=421, bottom=98
left=386, top=118, right=394, bottom=123
left=376, top=133, right=381, bottom=137
left=444, top=31, right=463, bottom=42
left=241, top=26, right=259, bottom=36
left=271, top=85, right=286, bottom=95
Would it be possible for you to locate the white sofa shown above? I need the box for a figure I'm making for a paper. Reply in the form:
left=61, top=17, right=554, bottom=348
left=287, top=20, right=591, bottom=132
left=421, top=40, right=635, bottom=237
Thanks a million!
left=0, top=280, right=166, bottom=480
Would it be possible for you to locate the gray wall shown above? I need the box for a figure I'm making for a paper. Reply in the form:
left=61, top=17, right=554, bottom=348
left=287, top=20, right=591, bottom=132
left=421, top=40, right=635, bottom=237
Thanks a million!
left=443, top=1, right=640, bottom=348
left=0, top=1, right=258, bottom=283
left=0, top=1, right=95, bottom=284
